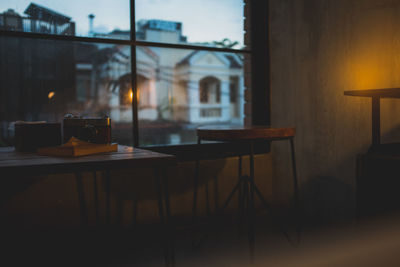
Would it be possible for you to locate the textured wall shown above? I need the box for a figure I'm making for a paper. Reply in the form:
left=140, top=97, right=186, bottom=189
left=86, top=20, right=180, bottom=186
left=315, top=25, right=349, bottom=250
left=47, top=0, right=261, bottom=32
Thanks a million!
left=270, top=0, right=400, bottom=223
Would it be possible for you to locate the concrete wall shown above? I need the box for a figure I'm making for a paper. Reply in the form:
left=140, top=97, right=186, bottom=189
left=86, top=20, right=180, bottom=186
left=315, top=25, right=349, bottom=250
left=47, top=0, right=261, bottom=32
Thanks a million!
left=270, top=0, right=400, bottom=223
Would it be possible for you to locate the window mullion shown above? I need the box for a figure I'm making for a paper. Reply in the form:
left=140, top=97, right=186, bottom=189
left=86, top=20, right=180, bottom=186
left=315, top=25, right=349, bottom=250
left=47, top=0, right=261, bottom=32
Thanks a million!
left=130, top=0, right=139, bottom=147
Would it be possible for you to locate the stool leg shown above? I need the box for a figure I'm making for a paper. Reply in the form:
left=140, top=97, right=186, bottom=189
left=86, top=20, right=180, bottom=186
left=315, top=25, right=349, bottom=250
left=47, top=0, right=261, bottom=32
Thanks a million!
left=290, top=138, right=301, bottom=243
left=213, top=175, right=219, bottom=213
left=220, top=179, right=243, bottom=212
left=248, top=141, right=255, bottom=262
left=238, top=156, right=243, bottom=219
left=239, top=178, right=248, bottom=232
left=219, top=155, right=244, bottom=215
left=254, top=185, right=271, bottom=210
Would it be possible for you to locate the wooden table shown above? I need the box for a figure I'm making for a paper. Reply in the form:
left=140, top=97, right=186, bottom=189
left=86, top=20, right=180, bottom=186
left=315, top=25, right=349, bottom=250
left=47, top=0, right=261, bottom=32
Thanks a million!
left=344, top=88, right=400, bottom=148
left=0, top=145, right=176, bottom=264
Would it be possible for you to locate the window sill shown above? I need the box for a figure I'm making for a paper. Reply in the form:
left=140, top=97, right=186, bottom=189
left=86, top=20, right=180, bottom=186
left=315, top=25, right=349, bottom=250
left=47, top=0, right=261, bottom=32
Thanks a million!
left=141, top=140, right=271, bottom=162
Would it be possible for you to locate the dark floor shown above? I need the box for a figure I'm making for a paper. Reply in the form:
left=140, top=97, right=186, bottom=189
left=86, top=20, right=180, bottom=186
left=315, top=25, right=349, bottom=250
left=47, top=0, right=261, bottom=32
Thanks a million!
left=2, top=212, right=400, bottom=267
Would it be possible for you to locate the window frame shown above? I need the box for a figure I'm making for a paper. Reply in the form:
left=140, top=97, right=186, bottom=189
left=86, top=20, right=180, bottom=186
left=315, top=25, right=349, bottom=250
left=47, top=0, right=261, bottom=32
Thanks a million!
left=0, top=0, right=271, bottom=158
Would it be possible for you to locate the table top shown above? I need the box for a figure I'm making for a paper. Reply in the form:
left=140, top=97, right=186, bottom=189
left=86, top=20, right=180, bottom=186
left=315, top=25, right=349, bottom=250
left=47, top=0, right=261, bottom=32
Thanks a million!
left=0, top=145, right=176, bottom=176
left=197, top=125, right=295, bottom=141
left=344, top=88, right=400, bottom=98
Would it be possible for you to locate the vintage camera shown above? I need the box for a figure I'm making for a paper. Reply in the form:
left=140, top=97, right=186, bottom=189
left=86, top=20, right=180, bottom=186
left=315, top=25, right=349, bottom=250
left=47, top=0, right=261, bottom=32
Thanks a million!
left=63, top=114, right=112, bottom=144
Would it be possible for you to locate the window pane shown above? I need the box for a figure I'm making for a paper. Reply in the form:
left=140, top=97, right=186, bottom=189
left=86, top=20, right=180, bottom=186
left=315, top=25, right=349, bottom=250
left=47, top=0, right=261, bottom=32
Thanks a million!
left=0, top=36, right=133, bottom=146
left=136, top=46, right=245, bottom=146
left=0, top=1, right=130, bottom=40
left=135, top=0, right=244, bottom=49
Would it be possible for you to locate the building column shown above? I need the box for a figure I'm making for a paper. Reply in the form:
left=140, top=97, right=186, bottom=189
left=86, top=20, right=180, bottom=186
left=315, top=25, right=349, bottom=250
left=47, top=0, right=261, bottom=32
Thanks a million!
left=187, top=80, right=199, bottom=122
left=239, top=75, right=245, bottom=121
left=220, top=81, right=230, bottom=121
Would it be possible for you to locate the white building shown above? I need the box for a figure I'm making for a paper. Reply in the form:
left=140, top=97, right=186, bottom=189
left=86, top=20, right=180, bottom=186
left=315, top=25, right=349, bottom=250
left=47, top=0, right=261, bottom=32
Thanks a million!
left=102, top=20, right=244, bottom=128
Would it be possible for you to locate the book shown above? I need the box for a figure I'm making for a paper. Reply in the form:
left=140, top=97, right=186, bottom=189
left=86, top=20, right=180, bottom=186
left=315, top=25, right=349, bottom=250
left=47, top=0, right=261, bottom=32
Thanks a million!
left=37, top=137, right=118, bottom=157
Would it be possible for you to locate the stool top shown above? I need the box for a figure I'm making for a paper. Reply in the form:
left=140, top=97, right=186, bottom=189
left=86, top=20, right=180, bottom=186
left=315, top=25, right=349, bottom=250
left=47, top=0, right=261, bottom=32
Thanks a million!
left=197, top=125, right=295, bottom=141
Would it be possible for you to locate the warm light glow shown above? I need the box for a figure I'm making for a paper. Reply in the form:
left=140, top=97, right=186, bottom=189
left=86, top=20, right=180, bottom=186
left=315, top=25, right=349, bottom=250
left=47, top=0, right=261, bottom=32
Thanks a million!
left=350, top=59, right=386, bottom=89
left=344, top=36, right=394, bottom=89
left=127, top=88, right=139, bottom=103
left=48, top=91, right=55, bottom=99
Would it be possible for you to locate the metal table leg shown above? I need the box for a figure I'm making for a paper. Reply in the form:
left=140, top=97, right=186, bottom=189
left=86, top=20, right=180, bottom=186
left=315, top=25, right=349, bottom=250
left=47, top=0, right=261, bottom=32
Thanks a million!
left=214, top=175, right=219, bottom=213
left=290, top=137, right=301, bottom=243
left=155, top=168, right=174, bottom=266
left=238, top=155, right=243, bottom=220
left=75, top=172, right=88, bottom=227
left=248, top=141, right=255, bottom=262
left=205, top=180, right=211, bottom=216
left=162, top=168, right=175, bottom=266
left=132, top=199, right=138, bottom=228
left=93, top=172, right=100, bottom=226
left=105, top=170, right=111, bottom=226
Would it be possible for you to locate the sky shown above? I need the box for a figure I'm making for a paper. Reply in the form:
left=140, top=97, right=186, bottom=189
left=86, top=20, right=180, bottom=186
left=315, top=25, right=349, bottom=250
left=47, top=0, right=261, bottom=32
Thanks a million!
left=0, top=0, right=244, bottom=45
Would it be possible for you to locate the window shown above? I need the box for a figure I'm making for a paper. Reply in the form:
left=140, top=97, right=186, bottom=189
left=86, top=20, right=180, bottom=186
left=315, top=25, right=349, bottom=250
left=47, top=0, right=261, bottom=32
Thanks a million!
left=199, top=77, right=221, bottom=104
left=0, top=0, right=256, bottom=149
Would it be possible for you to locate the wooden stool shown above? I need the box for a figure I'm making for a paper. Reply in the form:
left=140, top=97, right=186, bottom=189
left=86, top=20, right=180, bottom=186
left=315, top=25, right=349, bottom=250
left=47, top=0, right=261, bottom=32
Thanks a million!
left=193, top=126, right=300, bottom=260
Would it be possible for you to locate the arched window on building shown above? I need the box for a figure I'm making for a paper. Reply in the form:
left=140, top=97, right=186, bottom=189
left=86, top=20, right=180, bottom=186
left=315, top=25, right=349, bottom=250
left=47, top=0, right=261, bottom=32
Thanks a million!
left=118, top=74, right=132, bottom=107
left=137, top=75, right=152, bottom=109
left=119, top=74, right=152, bottom=108
left=199, top=76, right=220, bottom=104
left=230, top=75, right=240, bottom=118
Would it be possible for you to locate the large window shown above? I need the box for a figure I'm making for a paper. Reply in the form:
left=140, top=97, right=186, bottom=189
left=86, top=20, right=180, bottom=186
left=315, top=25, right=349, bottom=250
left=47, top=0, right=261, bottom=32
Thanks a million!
left=0, top=0, right=251, bottom=147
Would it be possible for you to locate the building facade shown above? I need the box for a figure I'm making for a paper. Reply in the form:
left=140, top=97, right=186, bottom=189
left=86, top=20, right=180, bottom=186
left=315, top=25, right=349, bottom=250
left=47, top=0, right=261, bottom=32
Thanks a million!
left=102, top=20, right=244, bottom=144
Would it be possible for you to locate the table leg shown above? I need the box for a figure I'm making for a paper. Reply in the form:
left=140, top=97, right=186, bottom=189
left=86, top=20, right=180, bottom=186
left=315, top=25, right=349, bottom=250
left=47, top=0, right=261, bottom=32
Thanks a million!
left=248, top=141, right=255, bottom=262
left=154, top=168, right=170, bottom=266
left=105, top=170, right=111, bottom=226
left=372, top=96, right=381, bottom=146
left=116, top=198, right=123, bottom=226
left=213, top=175, right=219, bottom=213
left=205, top=180, right=211, bottom=216
left=132, top=199, right=138, bottom=228
left=238, top=156, right=243, bottom=220
left=162, top=168, right=175, bottom=266
left=75, top=172, right=88, bottom=227
left=93, top=172, right=100, bottom=226
left=290, top=137, right=301, bottom=243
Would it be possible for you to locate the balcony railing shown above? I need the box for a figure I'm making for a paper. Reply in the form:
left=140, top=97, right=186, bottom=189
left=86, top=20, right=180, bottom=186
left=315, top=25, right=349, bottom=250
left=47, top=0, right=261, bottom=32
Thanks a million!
left=0, top=14, right=75, bottom=35
left=200, top=107, right=222, bottom=118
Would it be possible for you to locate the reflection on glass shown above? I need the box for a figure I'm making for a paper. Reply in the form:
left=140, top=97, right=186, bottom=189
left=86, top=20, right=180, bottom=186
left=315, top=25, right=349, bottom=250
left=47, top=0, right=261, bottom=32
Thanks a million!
left=135, top=0, right=244, bottom=48
left=136, top=47, right=245, bottom=146
left=0, top=1, right=130, bottom=39
left=0, top=37, right=132, bottom=146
